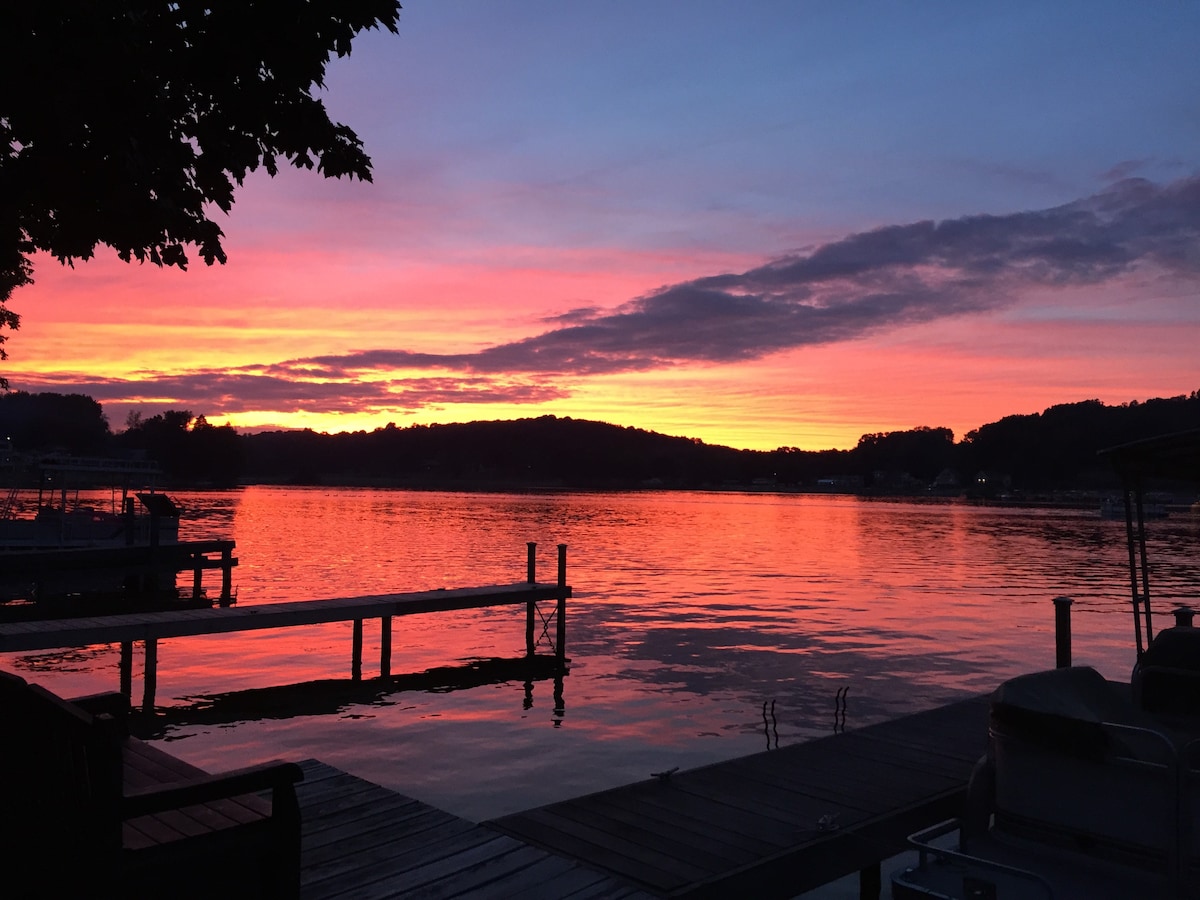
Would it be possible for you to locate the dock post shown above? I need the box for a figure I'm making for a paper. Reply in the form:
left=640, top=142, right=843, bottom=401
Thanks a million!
left=143, top=638, right=158, bottom=713
left=192, top=555, right=203, bottom=600
left=120, top=641, right=133, bottom=698
left=1175, top=607, right=1195, bottom=628
left=352, top=619, right=364, bottom=681
left=220, top=546, right=233, bottom=606
left=1053, top=596, right=1073, bottom=668
left=526, top=542, right=537, bottom=657
left=556, top=544, right=567, bottom=659
left=381, top=616, right=393, bottom=678
left=859, top=862, right=881, bottom=899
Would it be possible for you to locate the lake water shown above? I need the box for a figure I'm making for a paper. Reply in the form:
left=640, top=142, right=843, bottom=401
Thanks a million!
left=4, top=487, right=1198, bottom=822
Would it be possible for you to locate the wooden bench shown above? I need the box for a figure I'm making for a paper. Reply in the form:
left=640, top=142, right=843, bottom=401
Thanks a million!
left=0, top=670, right=303, bottom=899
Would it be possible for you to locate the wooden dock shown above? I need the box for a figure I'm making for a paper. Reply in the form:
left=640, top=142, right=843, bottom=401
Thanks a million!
left=297, top=759, right=651, bottom=899
left=0, top=582, right=570, bottom=653
left=292, top=696, right=990, bottom=899
left=0, top=543, right=571, bottom=712
left=0, top=538, right=238, bottom=612
left=487, top=694, right=991, bottom=898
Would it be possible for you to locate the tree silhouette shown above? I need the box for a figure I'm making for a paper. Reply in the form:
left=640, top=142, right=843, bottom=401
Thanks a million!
left=0, top=1, right=402, bottom=387
left=0, top=391, right=111, bottom=454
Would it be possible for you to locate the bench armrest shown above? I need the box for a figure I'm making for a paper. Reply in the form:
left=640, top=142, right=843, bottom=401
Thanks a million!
left=122, top=760, right=304, bottom=819
left=70, top=691, right=131, bottom=719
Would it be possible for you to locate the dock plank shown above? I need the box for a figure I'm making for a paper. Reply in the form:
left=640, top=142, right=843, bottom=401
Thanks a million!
left=303, top=818, right=485, bottom=878
left=541, top=798, right=751, bottom=872
left=484, top=807, right=710, bottom=894
left=294, top=760, right=651, bottom=900
left=488, top=694, right=990, bottom=897
left=574, top=791, right=774, bottom=863
left=583, top=785, right=793, bottom=856
left=0, top=582, right=570, bottom=652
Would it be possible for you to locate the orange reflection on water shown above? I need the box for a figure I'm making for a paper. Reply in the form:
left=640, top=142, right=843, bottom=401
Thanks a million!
left=4, top=487, right=1196, bottom=820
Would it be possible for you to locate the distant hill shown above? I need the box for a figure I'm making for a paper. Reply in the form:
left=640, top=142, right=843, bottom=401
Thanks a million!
left=3, top=390, right=1199, bottom=494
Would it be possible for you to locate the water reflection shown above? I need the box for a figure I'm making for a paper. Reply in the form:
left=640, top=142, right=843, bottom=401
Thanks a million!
left=2, top=488, right=1196, bottom=820
left=134, top=654, right=566, bottom=740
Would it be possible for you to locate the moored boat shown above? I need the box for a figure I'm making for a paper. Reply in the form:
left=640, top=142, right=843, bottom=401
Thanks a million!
left=1, top=453, right=180, bottom=551
left=894, top=429, right=1200, bottom=899
left=0, top=452, right=220, bottom=617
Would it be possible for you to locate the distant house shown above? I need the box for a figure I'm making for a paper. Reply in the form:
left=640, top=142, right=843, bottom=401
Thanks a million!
left=815, top=474, right=864, bottom=491
left=931, top=468, right=961, bottom=494
left=871, top=470, right=924, bottom=492
left=971, top=470, right=1013, bottom=497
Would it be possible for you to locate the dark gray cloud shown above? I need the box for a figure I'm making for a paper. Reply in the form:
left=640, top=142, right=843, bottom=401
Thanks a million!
left=14, top=371, right=567, bottom=415
left=297, top=176, right=1200, bottom=378
left=14, top=176, right=1199, bottom=418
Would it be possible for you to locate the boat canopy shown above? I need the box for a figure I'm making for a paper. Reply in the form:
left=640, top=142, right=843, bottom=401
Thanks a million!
left=1098, top=427, right=1200, bottom=485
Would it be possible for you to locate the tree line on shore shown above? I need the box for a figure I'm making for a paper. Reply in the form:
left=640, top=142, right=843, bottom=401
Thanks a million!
left=1, top=390, right=1198, bottom=495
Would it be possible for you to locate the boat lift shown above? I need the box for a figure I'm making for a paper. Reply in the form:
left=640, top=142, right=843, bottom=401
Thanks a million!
left=1099, top=428, right=1200, bottom=658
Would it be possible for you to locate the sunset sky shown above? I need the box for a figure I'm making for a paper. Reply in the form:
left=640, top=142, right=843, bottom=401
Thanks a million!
left=7, top=1, right=1200, bottom=450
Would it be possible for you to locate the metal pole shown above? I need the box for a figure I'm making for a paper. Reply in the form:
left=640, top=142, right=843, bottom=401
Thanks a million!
left=1123, top=489, right=1144, bottom=658
left=1053, top=596, right=1073, bottom=668
left=1135, top=489, right=1154, bottom=644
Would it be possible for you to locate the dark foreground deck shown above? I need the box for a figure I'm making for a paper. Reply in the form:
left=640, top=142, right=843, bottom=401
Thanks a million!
left=487, top=695, right=990, bottom=898
left=297, top=759, right=650, bottom=899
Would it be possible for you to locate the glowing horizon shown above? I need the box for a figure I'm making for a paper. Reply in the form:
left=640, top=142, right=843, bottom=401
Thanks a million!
left=4, top=2, right=1199, bottom=451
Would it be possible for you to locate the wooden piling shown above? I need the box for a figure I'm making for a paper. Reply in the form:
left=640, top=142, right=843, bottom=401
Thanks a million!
left=381, top=616, right=392, bottom=678
left=143, top=638, right=158, bottom=713
left=1053, top=596, right=1073, bottom=668
left=0, top=547, right=571, bottom=705
left=860, top=862, right=881, bottom=900
left=556, top=544, right=567, bottom=659
left=120, top=641, right=133, bottom=698
left=352, top=619, right=363, bottom=681
left=526, top=542, right=537, bottom=657
left=220, top=545, right=234, bottom=605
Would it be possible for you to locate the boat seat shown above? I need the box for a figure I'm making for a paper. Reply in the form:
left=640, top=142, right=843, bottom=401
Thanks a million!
left=1134, top=626, right=1200, bottom=718
left=988, top=666, right=1179, bottom=867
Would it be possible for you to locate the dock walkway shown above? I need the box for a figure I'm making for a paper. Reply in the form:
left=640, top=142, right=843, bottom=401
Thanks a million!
left=297, top=759, right=651, bottom=899
left=0, top=576, right=570, bottom=711
left=487, top=694, right=990, bottom=898
left=0, top=582, right=569, bottom=652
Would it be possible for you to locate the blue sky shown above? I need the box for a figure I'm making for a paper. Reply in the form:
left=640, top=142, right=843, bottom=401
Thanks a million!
left=12, top=1, right=1200, bottom=448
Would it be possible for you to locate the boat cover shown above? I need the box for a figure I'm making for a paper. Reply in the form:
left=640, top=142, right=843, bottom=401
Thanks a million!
left=990, top=666, right=1135, bottom=759
left=1133, top=625, right=1200, bottom=715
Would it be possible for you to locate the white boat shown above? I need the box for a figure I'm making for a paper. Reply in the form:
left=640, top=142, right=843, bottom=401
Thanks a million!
left=895, top=429, right=1200, bottom=899
left=0, top=453, right=180, bottom=550
left=1100, top=495, right=1168, bottom=519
